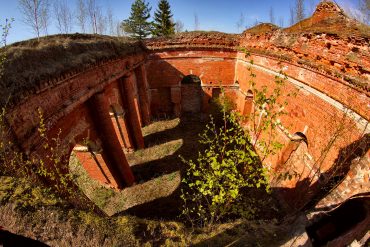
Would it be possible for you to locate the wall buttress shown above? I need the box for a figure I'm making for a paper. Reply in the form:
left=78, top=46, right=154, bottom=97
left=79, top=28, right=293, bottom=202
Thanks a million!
left=135, top=64, right=151, bottom=126
left=119, top=75, right=145, bottom=149
left=88, top=91, right=135, bottom=188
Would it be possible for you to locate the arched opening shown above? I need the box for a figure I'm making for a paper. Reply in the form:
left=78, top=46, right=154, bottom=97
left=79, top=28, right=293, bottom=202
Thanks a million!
left=69, top=140, right=117, bottom=187
left=292, top=132, right=308, bottom=146
left=181, top=74, right=201, bottom=85
left=306, top=198, right=369, bottom=246
left=212, top=87, right=221, bottom=99
left=181, top=74, right=202, bottom=113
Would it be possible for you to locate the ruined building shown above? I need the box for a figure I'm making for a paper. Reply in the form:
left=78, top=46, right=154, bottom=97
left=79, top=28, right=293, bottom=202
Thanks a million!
left=0, top=1, right=369, bottom=246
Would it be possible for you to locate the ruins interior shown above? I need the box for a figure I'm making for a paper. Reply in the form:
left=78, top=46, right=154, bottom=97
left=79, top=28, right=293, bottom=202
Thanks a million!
left=0, top=1, right=369, bottom=246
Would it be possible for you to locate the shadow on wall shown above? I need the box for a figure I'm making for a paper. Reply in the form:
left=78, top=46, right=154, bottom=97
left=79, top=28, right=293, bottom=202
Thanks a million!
left=274, top=133, right=370, bottom=212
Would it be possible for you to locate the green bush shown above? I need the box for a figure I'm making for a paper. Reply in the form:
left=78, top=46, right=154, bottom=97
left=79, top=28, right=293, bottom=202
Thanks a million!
left=180, top=97, right=270, bottom=227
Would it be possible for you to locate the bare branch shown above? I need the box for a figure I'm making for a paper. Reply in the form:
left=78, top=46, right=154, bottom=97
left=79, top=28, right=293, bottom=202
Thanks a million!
left=54, top=0, right=73, bottom=33
left=236, top=12, right=245, bottom=33
left=295, top=0, right=305, bottom=23
left=269, top=7, right=275, bottom=24
left=107, top=6, right=114, bottom=35
left=18, top=0, right=50, bottom=38
left=175, top=19, right=184, bottom=33
left=76, top=0, right=87, bottom=33
left=194, top=13, right=199, bottom=31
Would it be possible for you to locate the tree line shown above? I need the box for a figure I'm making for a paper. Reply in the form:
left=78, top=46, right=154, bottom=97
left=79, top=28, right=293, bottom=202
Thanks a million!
left=15, top=0, right=370, bottom=41
left=17, top=0, right=184, bottom=40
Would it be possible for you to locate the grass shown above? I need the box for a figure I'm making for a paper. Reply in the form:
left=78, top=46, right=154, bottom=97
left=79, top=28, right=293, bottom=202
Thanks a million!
left=0, top=115, right=291, bottom=246
left=69, top=116, right=203, bottom=217
left=0, top=174, right=293, bottom=246
left=0, top=176, right=64, bottom=209
left=0, top=34, right=144, bottom=107
left=244, top=23, right=280, bottom=34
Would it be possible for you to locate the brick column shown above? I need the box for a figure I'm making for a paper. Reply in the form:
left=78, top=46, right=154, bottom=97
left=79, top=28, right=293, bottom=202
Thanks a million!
left=110, top=107, right=135, bottom=151
left=135, top=64, right=151, bottom=126
left=119, top=75, right=145, bottom=149
left=88, top=91, right=135, bottom=187
left=171, top=87, right=181, bottom=117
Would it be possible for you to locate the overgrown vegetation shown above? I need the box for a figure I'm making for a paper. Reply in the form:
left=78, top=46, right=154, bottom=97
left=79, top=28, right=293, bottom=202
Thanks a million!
left=0, top=18, right=13, bottom=78
left=0, top=106, right=98, bottom=213
left=180, top=51, right=291, bottom=227
left=0, top=25, right=100, bottom=211
left=181, top=98, right=270, bottom=227
left=0, top=34, right=142, bottom=108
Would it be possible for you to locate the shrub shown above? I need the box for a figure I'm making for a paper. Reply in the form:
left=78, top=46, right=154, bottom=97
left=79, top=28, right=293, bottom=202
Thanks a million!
left=180, top=96, right=270, bottom=227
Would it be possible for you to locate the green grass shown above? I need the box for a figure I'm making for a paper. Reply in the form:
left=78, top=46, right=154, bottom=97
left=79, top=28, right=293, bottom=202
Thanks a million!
left=0, top=116, right=290, bottom=246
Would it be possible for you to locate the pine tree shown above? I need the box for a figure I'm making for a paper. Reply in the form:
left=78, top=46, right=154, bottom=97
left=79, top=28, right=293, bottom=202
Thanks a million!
left=121, top=0, right=152, bottom=39
left=152, top=0, right=175, bottom=37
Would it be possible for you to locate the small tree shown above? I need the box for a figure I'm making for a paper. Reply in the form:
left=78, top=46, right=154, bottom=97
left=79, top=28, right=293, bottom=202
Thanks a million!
left=121, top=0, right=152, bottom=39
left=180, top=50, right=292, bottom=227
left=269, top=7, right=275, bottom=24
left=359, top=0, right=370, bottom=24
left=152, top=0, right=175, bottom=37
left=290, top=6, right=295, bottom=25
left=279, top=16, right=284, bottom=27
left=194, top=13, right=199, bottom=31
left=54, top=0, right=73, bottom=34
left=107, top=6, right=115, bottom=35
left=295, top=0, right=305, bottom=23
left=18, top=0, right=50, bottom=38
left=87, top=0, right=99, bottom=34
left=76, top=0, right=87, bottom=33
left=0, top=18, right=13, bottom=78
left=175, top=20, right=184, bottom=33
left=236, top=12, right=245, bottom=33
left=181, top=97, right=270, bottom=227
left=96, top=8, right=106, bottom=35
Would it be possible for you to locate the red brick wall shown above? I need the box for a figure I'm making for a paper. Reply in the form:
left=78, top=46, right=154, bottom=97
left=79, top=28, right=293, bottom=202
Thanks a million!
left=147, top=48, right=368, bottom=210
left=181, top=85, right=202, bottom=113
left=5, top=41, right=368, bottom=208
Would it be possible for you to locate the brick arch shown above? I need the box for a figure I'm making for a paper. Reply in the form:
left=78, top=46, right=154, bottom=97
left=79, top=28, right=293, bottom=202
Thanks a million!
left=70, top=140, right=117, bottom=188
left=181, top=74, right=202, bottom=85
left=292, top=132, right=308, bottom=146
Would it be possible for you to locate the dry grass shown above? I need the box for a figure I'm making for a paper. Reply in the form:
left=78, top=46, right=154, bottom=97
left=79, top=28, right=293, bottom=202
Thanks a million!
left=0, top=174, right=294, bottom=247
left=244, top=23, right=280, bottom=34
left=0, top=34, right=144, bottom=107
left=0, top=115, right=293, bottom=246
left=69, top=117, right=202, bottom=217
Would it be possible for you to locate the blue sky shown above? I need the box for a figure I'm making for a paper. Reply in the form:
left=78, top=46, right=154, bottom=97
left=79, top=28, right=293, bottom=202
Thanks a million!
left=0, top=0, right=361, bottom=44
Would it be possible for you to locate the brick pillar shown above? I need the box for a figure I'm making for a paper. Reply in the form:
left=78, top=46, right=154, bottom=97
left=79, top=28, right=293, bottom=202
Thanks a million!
left=238, top=90, right=254, bottom=116
left=88, top=91, right=135, bottom=187
left=135, top=64, right=151, bottom=126
left=171, top=87, right=181, bottom=117
left=110, top=107, right=135, bottom=151
left=119, top=75, right=145, bottom=149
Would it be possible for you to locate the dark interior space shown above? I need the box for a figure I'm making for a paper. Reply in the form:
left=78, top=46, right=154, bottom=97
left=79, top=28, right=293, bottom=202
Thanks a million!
left=306, top=198, right=369, bottom=246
